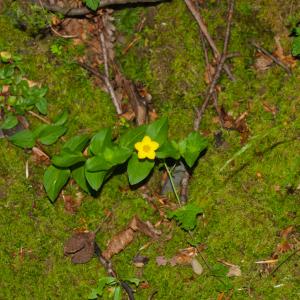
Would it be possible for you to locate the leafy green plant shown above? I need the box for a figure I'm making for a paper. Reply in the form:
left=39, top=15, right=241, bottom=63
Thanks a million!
left=167, top=204, right=203, bottom=231
left=0, top=52, right=68, bottom=148
left=44, top=117, right=208, bottom=202
left=88, top=276, right=140, bottom=300
left=85, top=0, right=100, bottom=11
left=291, top=27, right=300, bottom=57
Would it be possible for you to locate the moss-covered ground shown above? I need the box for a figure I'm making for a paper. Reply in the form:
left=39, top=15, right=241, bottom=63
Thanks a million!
left=0, top=0, right=300, bottom=299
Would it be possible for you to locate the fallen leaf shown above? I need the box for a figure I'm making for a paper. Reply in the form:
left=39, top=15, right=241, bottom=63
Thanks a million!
left=276, top=240, right=293, bottom=254
left=191, top=257, right=203, bottom=275
left=64, top=231, right=95, bottom=264
left=102, top=216, right=160, bottom=260
left=280, top=226, right=294, bottom=239
left=62, top=193, right=82, bottom=214
left=263, top=102, right=278, bottom=116
left=156, top=256, right=168, bottom=266
left=31, top=147, right=50, bottom=165
left=169, top=247, right=197, bottom=266
left=273, top=36, right=297, bottom=69
left=254, top=52, right=273, bottom=71
left=218, top=260, right=242, bottom=277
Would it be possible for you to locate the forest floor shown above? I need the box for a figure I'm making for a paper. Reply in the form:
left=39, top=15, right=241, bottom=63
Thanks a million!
left=0, top=0, right=300, bottom=299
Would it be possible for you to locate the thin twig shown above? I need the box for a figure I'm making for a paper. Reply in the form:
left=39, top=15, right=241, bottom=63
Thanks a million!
left=184, top=0, right=235, bottom=81
left=94, top=242, right=135, bottom=300
left=30, top=0, right=165, bottom=17
left=252, top=42, right=292, bottom=75
left=27, top=110, right=51, bottom=124
left=98, top=17, right=123, bottom=115
left=194, top=0, right=235, bottom=130
left=269, top=248, right=300, bottom=276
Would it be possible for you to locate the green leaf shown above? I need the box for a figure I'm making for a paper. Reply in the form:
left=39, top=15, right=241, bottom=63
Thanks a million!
left=43, top=166, right=70, bottom=201
left=85, top=0, right=99, bottom=10
left=119, top=125, right=146, bottom=149
left=1, top=114, right=18, bottom=129
left=104, top=146, right=132, bottom=165
left=179, top=132, right=208, bottom=167
left=62, top=135, right=90, bottom=152
left=167, top=204, right=203, bottom=230
left=35, top=98, right=48, bottom=115
left=146, top=117, right=168, bottom=145
left=124, top=278, right=140, bottom=286
left=37, top=125, right=67, bottom=145
left=292, top=36, right=300, bottom=57
left=52, top=149, right=85, bottom=168
left=156, top=140, right=180, bottom=160
left=85, top=154, right=113, bottom=172
left=53, top=110, right=68, bottom=126
left=127, top=153, right=154, bottom=185
left=88, top=277, right=117, bottom=299
left=72, top=165, right=89, bottom=193
left=85, top=169, right=106, bottom=191
left=90, top=128, right=112, bottom=155
left=8, top=130, right=35, bottom=149
left=113, top=286, right=121, bottom=300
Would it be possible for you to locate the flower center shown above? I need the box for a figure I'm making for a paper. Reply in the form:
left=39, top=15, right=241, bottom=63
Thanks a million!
left=143, top=145, right=151, bottom=153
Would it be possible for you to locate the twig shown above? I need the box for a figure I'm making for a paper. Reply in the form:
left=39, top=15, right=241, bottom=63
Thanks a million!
left=184, top=0, right=235, bottom=81
left=94, top=242, right=135, bottom=300
left=27, top=110, right=51, bottom=124
left=98, top=17, right=123, bottom=115
left=30, top=0, right=166, bottom=17
left=194, top=0, right=235, bottom=130
left=269, top=248, right=300, bottom=276
left=78, top=61, right=106, bottom=82
left=252, top=42, right=292, bottom=75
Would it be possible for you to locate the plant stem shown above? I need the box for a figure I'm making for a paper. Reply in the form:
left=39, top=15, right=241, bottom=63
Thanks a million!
left=164, top=162, right=181, bottom=207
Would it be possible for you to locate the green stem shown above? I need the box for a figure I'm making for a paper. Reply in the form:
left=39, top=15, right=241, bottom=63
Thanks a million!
left=164, top=162, right=181, bottom=206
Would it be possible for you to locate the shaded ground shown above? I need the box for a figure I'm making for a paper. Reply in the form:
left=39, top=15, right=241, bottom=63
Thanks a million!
left=0, top=0, right=300, bottom=299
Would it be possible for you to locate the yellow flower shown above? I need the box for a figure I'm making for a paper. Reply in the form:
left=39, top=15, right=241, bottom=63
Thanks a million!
left=134, top=136, right=159, bottom=160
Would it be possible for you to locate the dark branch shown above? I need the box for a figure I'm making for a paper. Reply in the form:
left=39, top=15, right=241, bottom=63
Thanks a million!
left=30, top=0, right=166, bottom=16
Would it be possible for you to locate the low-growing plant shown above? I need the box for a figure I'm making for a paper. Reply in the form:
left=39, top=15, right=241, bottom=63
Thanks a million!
left=44, top=117, right=208, bottom=202
left=0, top=51, right=68, bottom=148
left=88, top=276, right=140, bottom=300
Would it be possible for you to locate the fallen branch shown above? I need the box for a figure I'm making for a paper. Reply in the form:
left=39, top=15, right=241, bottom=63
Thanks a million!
left=94, top=242, right=135, bottom=300
left=30, top=0, right=165, bottom=17
left=194, top=0, right=235, bottom=130
left=252, top=42, right=292, bottom=76
left=184, top=0, right=235, bottom=81
left=98, top=16, right=123, bottom=115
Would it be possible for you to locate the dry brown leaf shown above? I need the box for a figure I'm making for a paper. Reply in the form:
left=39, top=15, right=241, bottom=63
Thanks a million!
left=31, top=147, right=50, bottom=165
left=273, top=36, right=297, bottom=69
left=102, top=228, right=135, bottom=260
left=102, top=216, right=160, bottom=260
left=132, top=254, right=149, bottom=267
left=263, top=102, right=278, bottom=116
left=120, top=110, right=135, bottom=121
left=156, top=256, right=168, bottom=266
left=280, top=226, right=294, bottom=239
left=169, top=247, right=197, bottom=266
left=276, top=240, right=293, bottom=254
left=62, top=193, right=82, bottom=214
left=219, top=260, right=242, bottom=277
left=64, top=231, right=95, bottom=264
left=254, top=52, right=273, bottom=71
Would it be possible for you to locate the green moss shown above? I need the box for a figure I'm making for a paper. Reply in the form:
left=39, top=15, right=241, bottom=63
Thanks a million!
left=1, top=1, right=300, bottom=299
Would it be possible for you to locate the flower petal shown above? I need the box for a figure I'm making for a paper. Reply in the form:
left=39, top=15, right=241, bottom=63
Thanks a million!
left=134, top=142, right=143, bottom=151
left=150, top=141, right=159, bottom=150
left=138, top=151, right=146, bottom=159
left=146, top=151, right=155, bottom=160
left=143, top=136, right=152, bottom=144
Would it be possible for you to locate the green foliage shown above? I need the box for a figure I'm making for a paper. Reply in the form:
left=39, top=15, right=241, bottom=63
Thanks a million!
left=291, top=27, right=300, bottom=57
left=43, top=117, right=208, bottom=201
left=43, top=166, right=70, bottom=202
left=85, top=0, right=100, bottom=11
left=0, top=52, right=67, bottom=149
left=88, top=276, right=140, bottom=299
left=168, top=204, right=203, bottom=230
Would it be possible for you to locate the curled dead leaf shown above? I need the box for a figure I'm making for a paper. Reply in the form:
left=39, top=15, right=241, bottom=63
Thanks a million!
left=64, top=231, right=95, bottom=264
left=218, top=260, right=242, bottom=277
